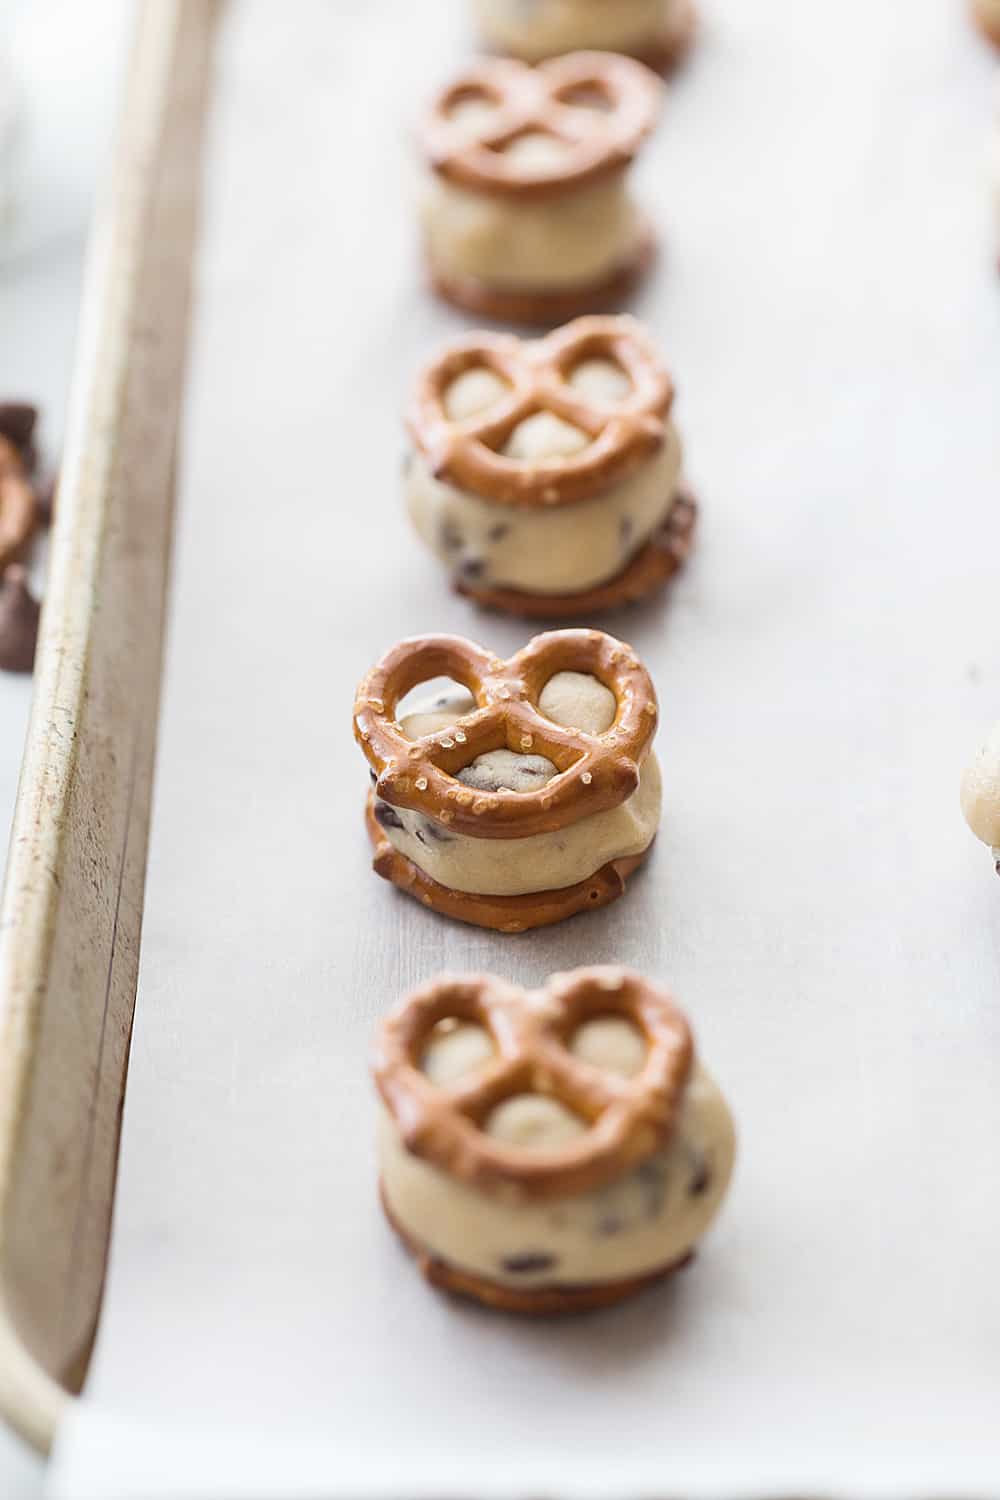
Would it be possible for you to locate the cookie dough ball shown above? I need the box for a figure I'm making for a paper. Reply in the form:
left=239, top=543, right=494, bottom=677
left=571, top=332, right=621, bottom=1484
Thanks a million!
left=960, top=722, right=1000, bottom=861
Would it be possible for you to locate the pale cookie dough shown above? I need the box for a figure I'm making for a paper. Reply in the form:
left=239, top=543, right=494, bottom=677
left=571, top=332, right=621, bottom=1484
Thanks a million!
left=421, top=152, right=644, bottom=294
left=374, top=674, right=659, bottom=896
left=379, top=1055, right=735, bottom=1289
left=960, top=721, right=1000, bottom=867
left=407, top=358, right=683, bottom=594
left=472, top=0, right=683, bottom=61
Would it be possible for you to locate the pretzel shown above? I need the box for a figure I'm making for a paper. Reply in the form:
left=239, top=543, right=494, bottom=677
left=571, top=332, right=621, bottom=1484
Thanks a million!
left=973, top=0, right=1000, bottom=46
left=365, top=792, right=652, bottom=932
left=409, top=315, right=672, bottom=508
left=0, top=436, right=38, bottom=570
left=373, top=967, right=694, bottom=1201
left=353, top=627, right=658, bottom=839
left=456, top=491, right=697, bottom=619
left=422, top=52, right=661, bottom=200
left=380, top=1183, right=692, bottom=1314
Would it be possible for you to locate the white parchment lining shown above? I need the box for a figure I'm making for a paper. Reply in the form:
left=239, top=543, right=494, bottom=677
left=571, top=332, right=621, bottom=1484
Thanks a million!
left=50, top=0, right=1000, bottom=1495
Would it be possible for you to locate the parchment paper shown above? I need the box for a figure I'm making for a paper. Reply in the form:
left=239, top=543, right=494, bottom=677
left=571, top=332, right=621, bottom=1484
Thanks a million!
left=49, top=1, right=1000, bottom=1495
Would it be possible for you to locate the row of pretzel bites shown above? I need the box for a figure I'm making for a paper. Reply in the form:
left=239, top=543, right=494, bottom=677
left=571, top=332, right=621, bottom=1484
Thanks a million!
left=359, top=19, right=705, bottom=1305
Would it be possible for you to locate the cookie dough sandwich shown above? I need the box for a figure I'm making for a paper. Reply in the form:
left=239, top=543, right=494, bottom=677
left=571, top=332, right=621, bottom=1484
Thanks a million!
left=353, top=627, right=660, bottom=932
left=406, top=314, right=695, bottom=617
left=973, top=0, right=1000, bottom=45
left=470, top=0, right=697, bottom=71
left=373, top=965, right=736, bottom=1313
left=961, top=722, right=1000, bottom=875
left=419, top=51, right=662, bottom=324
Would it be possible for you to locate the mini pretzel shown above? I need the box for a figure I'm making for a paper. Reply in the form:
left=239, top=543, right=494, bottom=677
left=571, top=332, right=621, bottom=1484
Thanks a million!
left=354, top=627, right=658, bottom=839
left=373, top=967, right=694, bottom=1200
left=409, top=315, right=672, bottom=508
left=422, top=52, right=661, bottom=200
left=0, top=436, right=38, bottom=570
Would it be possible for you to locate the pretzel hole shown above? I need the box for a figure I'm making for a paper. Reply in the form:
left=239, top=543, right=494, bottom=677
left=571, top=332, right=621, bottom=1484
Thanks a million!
left=569, top=1016, right=647, bottom=1079
left=565, top=356, right=633, bottom=406
left=443, top=364, right=511, bottom=423
left=494, top=129, right=574, bottom=173
left=444, top=86, right=504, bottom=141
left=421, top=1019, right=495, bottom=1087
left=502, top=410, right=591, bottom=464
left=537, top=671, right=617, bottom=736
left=484, top=1094, right=589, bottom=1150
left=556, top=81, right=616, bottom=116
left=396, top=678, right=477, bottom=739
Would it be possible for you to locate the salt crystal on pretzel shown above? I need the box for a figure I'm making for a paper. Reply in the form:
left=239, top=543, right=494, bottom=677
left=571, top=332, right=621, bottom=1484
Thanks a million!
left=372, top=966, right=736, bottom=1314
left=419, top=53, right=663, bottom=323
left=470, top=0, right=697, bottom=71
left=353, top=628, right=661, bottom=931
left=406, top=315, right=696, bottom=616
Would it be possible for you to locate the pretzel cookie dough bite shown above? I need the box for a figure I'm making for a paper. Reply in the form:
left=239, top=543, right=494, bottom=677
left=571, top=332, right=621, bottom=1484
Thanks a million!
left=471, top=0, right=697, bottom=72
left=353, top=628, right=661, bottom=932
left=419, top=52, right=662, bottom=324
left=961, top=723, right=1000, bottom=875
left=373, top=967, right=736, bottom=1314
left=973, top=0, right=1000, bottom=45
left=406, top=315, right=695, bottom=618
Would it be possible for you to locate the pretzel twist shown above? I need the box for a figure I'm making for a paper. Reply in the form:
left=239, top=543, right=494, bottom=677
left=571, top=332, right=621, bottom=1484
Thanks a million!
left=0, top=436, right=37, bottom=570
left=353, top=628, right=658, bottom=839
left=422, top=52, right=662, bottom=200
left=409, top=315, right=672, bottom=508
left=374, top=967, right=694, bottom=1200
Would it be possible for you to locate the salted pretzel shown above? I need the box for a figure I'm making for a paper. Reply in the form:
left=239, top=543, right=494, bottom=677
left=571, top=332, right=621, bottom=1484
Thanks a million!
left=354, top=628, right=658, bottom=840
left=409, top=315, right=672, bottom=509
left=0, top=435, right=38, bottom=570
left=374, top=967, right=693, bottom=1201
left=422, top=52, right=661, bottom=200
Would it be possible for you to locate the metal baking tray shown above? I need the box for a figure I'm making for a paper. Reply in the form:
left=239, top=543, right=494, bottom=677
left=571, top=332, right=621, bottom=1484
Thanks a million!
left=2, top=1, right=999, bottom=1494
left=0, top=0, right=216, bottom=1455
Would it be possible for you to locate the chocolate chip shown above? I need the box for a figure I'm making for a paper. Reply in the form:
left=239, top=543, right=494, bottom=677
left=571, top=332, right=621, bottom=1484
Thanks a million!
left=457, top=556, right=485, bottom=581
left=500, top=1252, right=558, bottom=1275
left=421, top=817, right=453, bottom=844
left=637, top=1157, right=667, bottom=1218
left=0, top=403, right=38, bottom=460
left=0, top=566, right=41, bottom=674
left=488, top=522, right=510, bottom=542
left=440, top=520, right=462, bottom=553
left=373, top=799, right=405, bottom=832
left=688, top=1151, right=711, bottom=1197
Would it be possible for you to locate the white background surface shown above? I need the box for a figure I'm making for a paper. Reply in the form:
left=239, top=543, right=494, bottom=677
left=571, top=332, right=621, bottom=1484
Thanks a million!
left=0, top=1, right=130, bottom=1493
left=27, top=0, right=1000, bottom=1495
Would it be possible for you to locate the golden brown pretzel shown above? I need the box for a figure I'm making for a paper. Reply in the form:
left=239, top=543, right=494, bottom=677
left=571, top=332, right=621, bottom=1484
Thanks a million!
left=0, top=436, right=38, bottom=570
left=422, top=52, right=661, bottom=200
left=353, top=627, right=658, bottom=839
left=409, top=315, right=673, bottom=508
left=373, top=967, right=693, bottom=1200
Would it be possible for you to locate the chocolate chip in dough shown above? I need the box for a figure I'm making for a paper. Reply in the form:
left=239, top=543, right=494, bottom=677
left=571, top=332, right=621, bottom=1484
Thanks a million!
left=457, top=556, right=485, bottom=582
left=488, top=522, right=510, bottom=542
left=500, top=1252, right=558, bottom=1275
left=0, top=566, right=41, bottom=674
left=687, top=1150, right=711, bottom=1197
left=373, top=798, right=406, bottom=833
left=457, top=750, right=556, bottom=794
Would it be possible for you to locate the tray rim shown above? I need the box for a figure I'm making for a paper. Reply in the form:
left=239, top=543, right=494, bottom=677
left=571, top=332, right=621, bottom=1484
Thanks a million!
left=0, top=0, right=215, bottom=1457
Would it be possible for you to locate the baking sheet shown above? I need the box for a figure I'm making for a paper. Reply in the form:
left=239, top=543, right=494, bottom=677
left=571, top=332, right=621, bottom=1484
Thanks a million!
left=49, top=0, right=1000, bottom=1495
